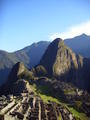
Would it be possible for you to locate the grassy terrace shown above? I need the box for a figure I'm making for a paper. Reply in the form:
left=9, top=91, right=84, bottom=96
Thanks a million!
left=30, top=83, right=89, bottom=120
left=68, top=107, right=89, bottom=120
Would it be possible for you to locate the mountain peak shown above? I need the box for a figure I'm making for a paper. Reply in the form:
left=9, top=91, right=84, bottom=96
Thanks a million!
left=7, top=62, right=27, bottom=84
left=81, top=33, right=87, bottom=37
left=53, top=38, right=63, bottom=42
left=40, top=39, right=82, bottom=77
left=48, top=38, right=64, bottom=50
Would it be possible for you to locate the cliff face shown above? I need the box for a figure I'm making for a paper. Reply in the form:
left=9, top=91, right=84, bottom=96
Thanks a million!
left=40, top=38, right=83, bottom=77
left=40, top=38, right=90, bottom=91
left=7, top=62, right=27, bottom=84
left=0, top=62, right=34, bottom=95
left=7, top=62, right=34, bottom=85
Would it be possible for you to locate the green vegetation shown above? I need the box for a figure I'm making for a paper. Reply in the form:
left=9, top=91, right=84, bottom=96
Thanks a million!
left=63, top=89, right=75, bottom=95
left=30, top=83, right=59, bottom=104
left=68, top=107, right=89, bottom=120
left=74, top=101, right=83, bottom=111
left=58, top=114, right=62, bottom=120
left=39, top=94, right=60, bottom=104
left=35, top=65, right=47, bottom=77
left=30, top=83, right=89, bottom=120
left=18, top=70, right=34, bottom=80
left=58, top=102, right=89, bottom=120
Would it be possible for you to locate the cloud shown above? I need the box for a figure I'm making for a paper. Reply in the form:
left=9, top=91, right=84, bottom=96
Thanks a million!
left=49, top=21, right=90, bottom=40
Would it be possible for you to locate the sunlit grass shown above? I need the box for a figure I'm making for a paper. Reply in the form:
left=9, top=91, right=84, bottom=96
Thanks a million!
left=30, top=83, right=89, bottom=120
left=39, top=93, right=60, bottom=104
left=69, top=107, right=89, bottom=120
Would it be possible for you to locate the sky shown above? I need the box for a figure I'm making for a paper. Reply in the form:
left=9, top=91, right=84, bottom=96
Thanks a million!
left=0, top=0, right=90, bottom=52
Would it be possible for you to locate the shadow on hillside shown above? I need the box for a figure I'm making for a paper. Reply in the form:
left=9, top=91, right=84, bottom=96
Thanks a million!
left=0, top=68, right=11, bottom=86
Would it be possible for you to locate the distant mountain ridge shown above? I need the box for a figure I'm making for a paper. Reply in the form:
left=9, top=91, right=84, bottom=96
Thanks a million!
left=14, top=41, right=50, bottom=68
left=64, top=34, right=90, bottom=58
left=0, top=33, right=90, bottom=86
left=0, top=41, right=50, bottom=85
left=2, top=38, right=90, bottom=93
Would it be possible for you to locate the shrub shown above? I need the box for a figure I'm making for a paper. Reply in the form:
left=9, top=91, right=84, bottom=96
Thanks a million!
left=18, top=70, right=34, bottom=80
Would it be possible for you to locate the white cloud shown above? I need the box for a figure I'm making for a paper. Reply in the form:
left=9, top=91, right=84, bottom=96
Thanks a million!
left=49, top=21, right=90, bottom=40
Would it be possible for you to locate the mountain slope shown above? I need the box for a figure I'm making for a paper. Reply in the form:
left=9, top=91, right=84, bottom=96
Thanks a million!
left=15, top=41, right=50, bottom=68
left=64, top=34, right=90, bottom=58
left=0, top=41, right=50, bottom=85
left=0, top=62, right=34, bottom=95
left=40, top=38, right=83, bottom=77
left=39, top=38, right=90, bottom=91
left=0, top=34, right=90, bottom=86
left=0, top=50, right=19, bottom=85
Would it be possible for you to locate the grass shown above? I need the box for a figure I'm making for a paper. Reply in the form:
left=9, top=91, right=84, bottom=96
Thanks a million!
left=58, top=113, right=62, bottom=120
left=30, top=83, right=89, bottom=120
left=64, top=89, right=75, bottom=95
left=69, top=107, right=89, bottom=120
left=31, top=83, right=60, bottom=104
left=61, top=102, right=89, bottom=120
left=39, top=93, right=60, bottom=104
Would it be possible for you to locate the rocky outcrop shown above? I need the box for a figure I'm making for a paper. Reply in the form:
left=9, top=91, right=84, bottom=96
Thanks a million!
left=40, top=38, right=90, bottom=92
left=8, top=62, right=34, bottom=84
left=10, top=79, right=33, bottom=95
left=40, top=38, right=82, bottom=77
left=0, top=62, right=34, bottom=95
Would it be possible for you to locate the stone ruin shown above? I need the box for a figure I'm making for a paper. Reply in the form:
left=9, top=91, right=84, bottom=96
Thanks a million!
left=0, top=94, right=76, bottom=120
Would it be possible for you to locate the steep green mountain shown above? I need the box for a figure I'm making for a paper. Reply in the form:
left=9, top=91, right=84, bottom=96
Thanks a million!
left=64, top=34, right=90, bottom=58
left=0, top=41, right=49, bottom=85
left=39, top=38, right=90, bottom=92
